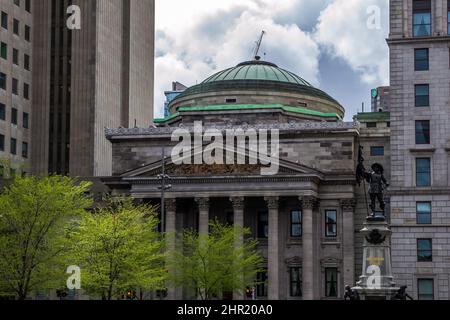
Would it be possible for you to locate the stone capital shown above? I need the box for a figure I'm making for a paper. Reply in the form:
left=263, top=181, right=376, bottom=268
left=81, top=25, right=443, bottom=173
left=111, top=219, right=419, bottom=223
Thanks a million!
left=230, top=197, right=245, bottom=210
left=264, top=196, right=279, bottom=210
left=340, top=199, right=356, bottom=211
left=300, top=196, right=318, bottom=209
left=165, top=198, right=177, bottom=212
left=195, top=197, right=210, bottom=211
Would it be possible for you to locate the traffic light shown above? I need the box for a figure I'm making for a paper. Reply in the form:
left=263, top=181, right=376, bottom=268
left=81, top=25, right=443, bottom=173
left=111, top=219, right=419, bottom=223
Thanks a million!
left=245, top=287, right=253, bottom=298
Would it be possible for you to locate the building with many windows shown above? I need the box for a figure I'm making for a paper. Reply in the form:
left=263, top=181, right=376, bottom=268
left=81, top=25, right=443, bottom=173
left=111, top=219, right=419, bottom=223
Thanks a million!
left=388, top=0, right=450, bottom=300
left=30, top=0, right=155, bottom=177
left=163, top=81, right=187, bottom=117
left=103, top=59, right=364, bottom=300
left=0, top=0, right=32, bottom=176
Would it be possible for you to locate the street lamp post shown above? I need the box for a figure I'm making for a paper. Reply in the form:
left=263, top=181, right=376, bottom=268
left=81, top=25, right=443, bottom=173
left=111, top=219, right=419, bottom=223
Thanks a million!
left=157, top=146, right=172, bottom=233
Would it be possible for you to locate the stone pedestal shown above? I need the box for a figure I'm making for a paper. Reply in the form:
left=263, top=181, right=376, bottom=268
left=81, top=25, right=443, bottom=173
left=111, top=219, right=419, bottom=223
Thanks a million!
left=352, top=217, right=399, bottom=300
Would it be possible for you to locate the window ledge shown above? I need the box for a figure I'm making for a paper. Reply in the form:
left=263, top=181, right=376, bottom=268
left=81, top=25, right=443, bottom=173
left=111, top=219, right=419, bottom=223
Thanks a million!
left=409, top=146, right=436, bottom=154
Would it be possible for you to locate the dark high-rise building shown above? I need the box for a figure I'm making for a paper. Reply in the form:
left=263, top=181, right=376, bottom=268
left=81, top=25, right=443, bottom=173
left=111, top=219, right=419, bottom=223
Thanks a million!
left=31, top=0, right=155, bottom=177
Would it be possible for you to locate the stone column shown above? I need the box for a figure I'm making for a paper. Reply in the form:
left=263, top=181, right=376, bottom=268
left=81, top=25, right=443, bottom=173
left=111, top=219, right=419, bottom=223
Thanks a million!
left=265, top=196, right=279, bottom=300
left=195, top=197, right=210, bottom=235
left=230, top=196, right=245, bottom=300
left=301, top=196, right=317, bottom=300
left=165, top=198, right=179, bottom=300
left=341, top=199, right=356, bottom=289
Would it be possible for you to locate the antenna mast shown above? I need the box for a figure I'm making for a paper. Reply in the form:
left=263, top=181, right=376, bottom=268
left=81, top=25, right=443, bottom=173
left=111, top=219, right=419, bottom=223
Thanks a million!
left=252, top=31, right=266, bottom=60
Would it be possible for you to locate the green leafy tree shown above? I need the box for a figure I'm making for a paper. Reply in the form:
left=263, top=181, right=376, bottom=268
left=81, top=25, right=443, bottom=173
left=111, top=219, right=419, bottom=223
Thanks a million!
left=168, top=220, right=263, bottom=300
left=66, top=197, right=166, bottom=300
left=0, top=175, right=92, bottom=300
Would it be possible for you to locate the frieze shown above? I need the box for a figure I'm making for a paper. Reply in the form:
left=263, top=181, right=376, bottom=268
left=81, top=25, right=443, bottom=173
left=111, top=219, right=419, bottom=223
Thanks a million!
left=105, top=121, right=360, bottom=139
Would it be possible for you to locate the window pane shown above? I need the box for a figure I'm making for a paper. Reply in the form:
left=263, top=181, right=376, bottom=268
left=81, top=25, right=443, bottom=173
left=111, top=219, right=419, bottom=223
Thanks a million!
left=290, top=267, right=302, bottom=297
left=417, top=202, right=431, bottom=224
left=0, top=103, right=5, bottom=120
left=418, top=279, right=434, bottom=300
left=325, top=211, right=337, bottom=237
left=415, top=48, right=429, bottom=71
left=0, top=42, right=6, bottom=59
left=0, top=134, right=4, bottom=151
left=415, top=85, right=429, bottom=107
left=325, top=268, right=338, bottom=297
left=1, top=12, right=7, bottom=30
left=415, top=120, right=430, bottom=144
left=417, top=239, right=432, bottom=261
left=413, top=13, right=431, bottom=37
left=416, top=158, right=431, bottom=187
left=370, top=146, right=384, bottom=156
left=0, top=73, right=6, bottom=90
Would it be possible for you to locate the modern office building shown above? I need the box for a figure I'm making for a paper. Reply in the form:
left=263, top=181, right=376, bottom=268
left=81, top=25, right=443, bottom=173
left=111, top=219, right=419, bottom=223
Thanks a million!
left=0, top=0, right=32, bottom=176
left=31, top=0, right=155, bottom=177
left=164, top=81, right=187, bottom=117
left=388, top=0, right=450, bottom=300
left=371, top=86, right=390, bottom=112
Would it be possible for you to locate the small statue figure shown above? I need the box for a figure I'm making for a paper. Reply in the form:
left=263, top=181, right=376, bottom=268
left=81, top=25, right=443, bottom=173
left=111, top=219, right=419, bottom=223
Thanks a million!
left=356, top=146, right=389, bottom=218
left=366, top=163, right=389, bottom=216
left=391, top=285, right=413, bottom=300
left=344, top=285, right=360, bottom=300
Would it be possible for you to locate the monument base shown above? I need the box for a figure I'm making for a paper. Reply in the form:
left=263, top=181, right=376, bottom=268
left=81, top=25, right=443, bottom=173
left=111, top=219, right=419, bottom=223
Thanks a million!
left=352, top=286, right=399, bottom=300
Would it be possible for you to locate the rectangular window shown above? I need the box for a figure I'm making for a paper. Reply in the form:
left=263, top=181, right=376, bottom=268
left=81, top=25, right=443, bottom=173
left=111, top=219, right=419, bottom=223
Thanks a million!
left=12, top=78, right=18, bottom=95
left=415, top=48, right=429, bottom=71
left=23, top=112, right=29, bottom=129
left=11, top=108, right=18, bottom=125
left=0, top=73, right=6, bottom=90
left=13, top=19, right=19, bottom=36
left=25, top=0, right=31, bottom=13
left=370, top=146, right=384, bottom=156
left=417, top=202, right=431, bottom=224
left=366, top=122, right=377, bottom=128
left=13, top=48, right=18, bottom=65
left=10, top=138, right=17, bottom=155
left=0, top=134, right=4, bottom=151
left=415, top=84, right=429, bottom=107
left=416, top=158, right=431, bottom=187
left=24, top=25, right=30, bottom=42
left=0, top=42, right=7, bottom=59
left=413, top=0, right=432, bottom=37
left=290, top=210, right=302, bottom=237
left=256, top=269, right=268, bottom=297
left=417, top=239, right=433, bottom=262
left=23, top=83, right=29, bottom=100
left=325, top=268, right=338, bottom=297
left=24, top=53, right=30, bottom=71
left=290, top=267, right=302, bottom=297
left=448, top=0, right=450, bottom=35
left=1, top=12, right=7, bottom=30
left=0, top=103, right=5, bottom=120
left=418, top=279, right=434, bottom=300
left=415, top=120, right=430, bottom=144
left=22, top=142, right=28, bottom=158
left=257, top=211, right=268, bottom=238
left=325, top=210, right=337, bottom=237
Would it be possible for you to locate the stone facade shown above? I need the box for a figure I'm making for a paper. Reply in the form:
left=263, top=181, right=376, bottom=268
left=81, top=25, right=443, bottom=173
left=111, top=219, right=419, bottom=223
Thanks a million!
left=0, top=0, right=32, bottom=174
left=388, top=0, right=450, bottom=300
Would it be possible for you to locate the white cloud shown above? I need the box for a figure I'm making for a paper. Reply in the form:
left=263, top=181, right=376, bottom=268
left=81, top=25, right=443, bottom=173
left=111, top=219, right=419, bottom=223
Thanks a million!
left=153, top=0, right=390, bottom=118
left=154, top=0, right=322, bottom=118
left=314, top=0, right=389, bottom=86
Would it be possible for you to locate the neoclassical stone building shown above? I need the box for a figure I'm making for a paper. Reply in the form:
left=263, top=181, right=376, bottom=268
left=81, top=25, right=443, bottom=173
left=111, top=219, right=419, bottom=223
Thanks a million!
left=102, top=59, right=370, bottom=300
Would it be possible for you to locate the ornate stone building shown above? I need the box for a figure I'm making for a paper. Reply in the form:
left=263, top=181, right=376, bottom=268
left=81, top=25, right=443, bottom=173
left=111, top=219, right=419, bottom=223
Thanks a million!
left=103, top=59, right=367, bottom=300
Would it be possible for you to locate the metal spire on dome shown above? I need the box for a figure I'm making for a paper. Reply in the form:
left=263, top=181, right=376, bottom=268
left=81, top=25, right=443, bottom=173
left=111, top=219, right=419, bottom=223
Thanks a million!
left=251, top=31, right=266, bottom=61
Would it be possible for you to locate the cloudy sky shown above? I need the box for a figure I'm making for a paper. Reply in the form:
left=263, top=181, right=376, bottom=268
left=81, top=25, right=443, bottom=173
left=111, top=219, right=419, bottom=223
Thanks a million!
left=154, top=0, right=389, bottom=121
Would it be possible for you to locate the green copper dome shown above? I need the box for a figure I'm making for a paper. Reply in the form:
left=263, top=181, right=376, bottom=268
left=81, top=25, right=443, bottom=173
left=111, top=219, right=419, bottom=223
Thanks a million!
left=168, top=59, right=344, bottom=117
left=201, top=60, right=312, bottom=86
